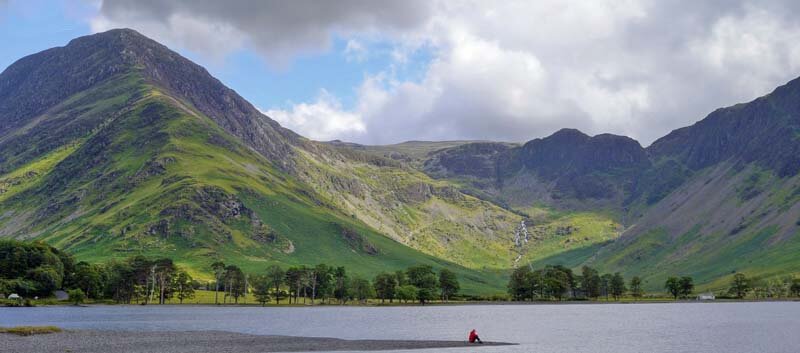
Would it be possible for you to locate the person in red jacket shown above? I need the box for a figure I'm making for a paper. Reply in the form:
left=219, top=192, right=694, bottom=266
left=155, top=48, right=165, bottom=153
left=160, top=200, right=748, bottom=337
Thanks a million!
left=468, top=329, right=483, bottom=344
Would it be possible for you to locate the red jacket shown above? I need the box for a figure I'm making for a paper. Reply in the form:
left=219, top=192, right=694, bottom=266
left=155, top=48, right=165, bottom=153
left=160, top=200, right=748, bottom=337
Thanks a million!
left=469, top=330, right=479, bottom=343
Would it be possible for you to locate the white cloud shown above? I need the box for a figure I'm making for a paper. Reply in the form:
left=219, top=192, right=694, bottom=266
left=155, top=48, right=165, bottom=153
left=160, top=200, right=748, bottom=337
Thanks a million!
left=91, top=0, right=800, bottom=145
left=264, top=91, right=366, bottom=141
left=92, top=0, right=432, bottom=67
left=343, top=39, right=367, bottom=62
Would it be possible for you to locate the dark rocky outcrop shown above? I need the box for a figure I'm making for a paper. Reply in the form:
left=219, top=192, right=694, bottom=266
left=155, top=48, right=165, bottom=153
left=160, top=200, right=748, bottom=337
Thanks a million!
left=648, top=76, right=800, bottom=177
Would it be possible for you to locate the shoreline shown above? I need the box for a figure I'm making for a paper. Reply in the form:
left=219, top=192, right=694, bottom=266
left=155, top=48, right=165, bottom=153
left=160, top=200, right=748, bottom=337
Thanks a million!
left=6, top=298, right=798, bottom=308
left=0, top=329, right=515, bottom=353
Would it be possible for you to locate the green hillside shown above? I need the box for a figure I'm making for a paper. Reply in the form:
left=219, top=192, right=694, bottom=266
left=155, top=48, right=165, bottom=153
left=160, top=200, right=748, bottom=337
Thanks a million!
left=0, top=70, right=505, bottom=294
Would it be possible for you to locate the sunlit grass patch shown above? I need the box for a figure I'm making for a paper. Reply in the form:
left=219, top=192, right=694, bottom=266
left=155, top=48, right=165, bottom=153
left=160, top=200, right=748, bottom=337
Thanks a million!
left=0, top=326, right=62, bottom=336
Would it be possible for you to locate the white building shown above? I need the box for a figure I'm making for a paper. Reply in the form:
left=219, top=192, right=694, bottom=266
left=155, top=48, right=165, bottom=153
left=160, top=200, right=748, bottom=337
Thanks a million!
left=697, top=292, right=715, bottom=300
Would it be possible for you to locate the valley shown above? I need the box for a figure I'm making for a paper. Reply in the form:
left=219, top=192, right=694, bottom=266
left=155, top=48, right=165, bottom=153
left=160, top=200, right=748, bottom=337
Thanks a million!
left=0, top=29, right=799, bottom=294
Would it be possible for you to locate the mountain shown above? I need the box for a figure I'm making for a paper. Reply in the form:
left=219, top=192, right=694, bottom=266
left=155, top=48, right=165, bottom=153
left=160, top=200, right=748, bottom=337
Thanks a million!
left=384, top=78, right=800, bottom=290
left=3, top=29, right=799, bottom=293
left=0, top=29, right=536, bottom=294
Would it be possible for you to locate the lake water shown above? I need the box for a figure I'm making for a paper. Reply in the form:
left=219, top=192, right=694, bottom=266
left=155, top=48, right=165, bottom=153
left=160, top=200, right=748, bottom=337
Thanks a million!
left=1, top=302, right=799, bottom=353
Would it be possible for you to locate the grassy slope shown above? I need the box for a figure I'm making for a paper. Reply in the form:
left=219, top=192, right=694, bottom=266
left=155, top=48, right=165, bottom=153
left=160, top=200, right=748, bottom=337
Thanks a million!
left=292, top=149, right=523, bottom=270
left=0, top=73, right=505, bottom=294
left=529, top=165, right=800, bottom=292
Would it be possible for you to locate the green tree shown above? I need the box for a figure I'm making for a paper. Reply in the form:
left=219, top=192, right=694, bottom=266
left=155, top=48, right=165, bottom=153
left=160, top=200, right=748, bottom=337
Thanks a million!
left=153, top=258, right=176, bottom=304
left=68, top=288, right=86, bottom=305
left=28, top=266, right=62, bottom=297
left=224, top=265, right=246, bottom=304
left=394, top=270, right=407, bottom=286
left=438, top=269, right=460, bottom=302
left=173, top=270, right=195, bottom=304
left=728, top=273, right=751, bottom=299
left=629, top=276, right=644, bottom=300
left=580, top=266, right=600, bottom=299
left=508, top=266, right=532, bottom=301
left=334, top=266, right=349, bottom=304
left=350, top=276, right=374, bottom=304
left=679, top=276, right=694, bottom=298
left=71, top=262, right=102, bottom=299
left=665, top=277, right=681, bottom=299
left=397, top=284, right=418, bottom=303
left=788, top=278, right=800, bottom=297
left=541, top=266, right=570, bottom=300
left=313, top=264, right=333, bottom=304
left=610, top=273, right=626, bottom=301
left=599, top=273, right=613, bottom=300
left=406, top=265, right=438, bottom=305
left=211, top=261, right=225, bottom=305
left=251, top=274, right=271, bottom=306
left=266, top=265, right=285, bottom=304
left=374, top=272, right=398, bottom=303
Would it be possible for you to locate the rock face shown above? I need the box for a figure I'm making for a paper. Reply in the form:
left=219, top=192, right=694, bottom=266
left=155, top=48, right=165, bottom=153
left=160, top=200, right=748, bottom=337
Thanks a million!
left=648, top=76, right=800, bottom=177
left=424, top=128, right=651, bottom=206
left=424, top=142, right=511, bottom=179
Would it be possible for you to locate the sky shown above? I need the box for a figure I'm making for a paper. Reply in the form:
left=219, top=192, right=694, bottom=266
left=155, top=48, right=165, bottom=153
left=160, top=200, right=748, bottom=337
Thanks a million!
left=2, top=1, right=800, bottom=146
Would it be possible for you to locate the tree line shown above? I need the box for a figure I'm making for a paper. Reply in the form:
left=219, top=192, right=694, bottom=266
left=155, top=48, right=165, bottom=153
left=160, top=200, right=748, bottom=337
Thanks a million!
left=508, top=265, right=641, bottom=301
left=1, top=240, right=461, bottom=305
left=241, top=262, right=459, bottom=306
left=727, top=272, right=800, bottom=299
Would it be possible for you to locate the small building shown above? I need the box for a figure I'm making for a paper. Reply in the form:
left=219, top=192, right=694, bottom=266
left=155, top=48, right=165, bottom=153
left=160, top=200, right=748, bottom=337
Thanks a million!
left=7, top=293, right=20, bottom=300
left=54, top=290, right=69, bottom=301
left=697, top=292, right=715, bottom=300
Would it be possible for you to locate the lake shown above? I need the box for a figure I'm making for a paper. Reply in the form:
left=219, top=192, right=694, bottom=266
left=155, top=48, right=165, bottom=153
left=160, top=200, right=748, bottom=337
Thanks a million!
left=1, top=302, right=798, bottom=353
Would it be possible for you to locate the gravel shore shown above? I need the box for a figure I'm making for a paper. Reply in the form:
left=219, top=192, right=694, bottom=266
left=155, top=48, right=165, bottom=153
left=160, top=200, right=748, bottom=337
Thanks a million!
left=1, top=330, right=514, bottom=353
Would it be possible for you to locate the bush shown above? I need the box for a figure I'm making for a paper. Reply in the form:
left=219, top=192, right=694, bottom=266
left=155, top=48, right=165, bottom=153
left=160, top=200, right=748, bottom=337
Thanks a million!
left=68, top=289, right=86, bottom=305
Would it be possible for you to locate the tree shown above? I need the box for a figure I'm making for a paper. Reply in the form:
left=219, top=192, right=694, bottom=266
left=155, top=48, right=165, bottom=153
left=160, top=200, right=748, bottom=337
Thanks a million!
left=153, top=258, right=176, bottom=304
left=599, top=273, right=613, bottom=300
left=580, top=266, right=600, bottom=299
left=266, top=265, right=285, bottom=304
left=224, top=265, right=246, bottom=303
left=29, top=266, right=63, bottom=297
left=406, top=265, right=438, bottom=305
left=71, top=262, right=103, bottom=299
left=68, top=288, right=86, bottom=306
left=350, top=276, right=374, bottom=304
left=541, top=266, right=570, bottom=300
left=438, top=269, right=460, bottom=302
left=728, top=273, right=751, bottom=299
left=791, top=278, right=800, bottom=297
left=397, top=285, right=417, bottom=303
left=211, top=261, right=225, bottom=305
left=374, top=272, right=398, bottom=303
left=665, top=277, right=681, bottom=300
left=610, top=273, right=626, bottom=301
left=251, top=275, right=271, bottom=306
left=508, top=266, right=533, bottom=301
left=394, top=270, right=407, bottom=286
left=679, top=276, right=694, bottom=299
left=334, top=266, right=349, bottom=304
left=629, top=276, right=644, bottom=300
left=285, top=266, right=304, bottom=304
left=173, top=270, right=195, bottom=304
left=314, top=264, right=333, bottom=304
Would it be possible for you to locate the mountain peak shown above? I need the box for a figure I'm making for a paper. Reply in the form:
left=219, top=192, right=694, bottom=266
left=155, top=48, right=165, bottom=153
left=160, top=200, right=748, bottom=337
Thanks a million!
left=0, top=28, right=300, bottom=168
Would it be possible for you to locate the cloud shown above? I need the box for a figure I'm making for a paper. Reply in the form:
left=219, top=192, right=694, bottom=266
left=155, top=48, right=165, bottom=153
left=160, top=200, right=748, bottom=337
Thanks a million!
left=92, top=1, right=800, bottom=145
left=338, top=0, right=800, bottom=145
left=343, top=39, right=367, bottom=62
left=264, top=90, right=365, bottom=141
left=91, top=0, right=432, bottom=66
